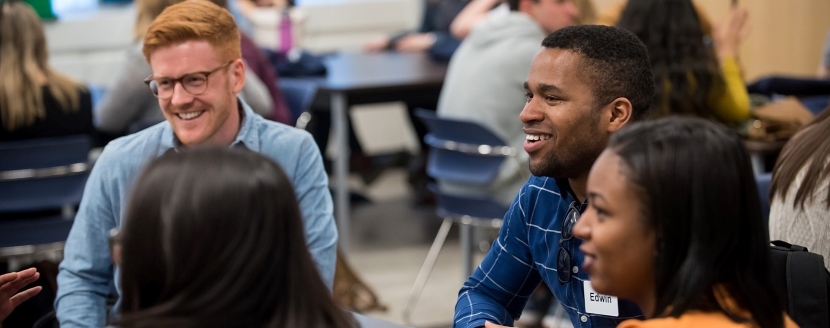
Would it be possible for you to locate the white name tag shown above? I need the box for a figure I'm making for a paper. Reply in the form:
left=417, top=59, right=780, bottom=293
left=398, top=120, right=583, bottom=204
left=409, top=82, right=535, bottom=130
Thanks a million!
left=583, top=280, right=619, bottom=317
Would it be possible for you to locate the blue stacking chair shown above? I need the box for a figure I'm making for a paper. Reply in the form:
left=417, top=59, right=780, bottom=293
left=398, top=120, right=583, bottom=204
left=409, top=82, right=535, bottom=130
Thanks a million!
left=0, top=135, right=91, bottom=253
left=278, top=78, right=318, bottom=129
left=756, top=172, right=773, bottom=225
left=402, top=109, right=525, bottom=324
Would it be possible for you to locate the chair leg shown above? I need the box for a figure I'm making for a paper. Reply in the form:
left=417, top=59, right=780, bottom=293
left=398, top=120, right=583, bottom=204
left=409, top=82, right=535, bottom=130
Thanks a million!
left=460, top=224, right=474, bottom=279
left=402, top=218, right=453, bottom=325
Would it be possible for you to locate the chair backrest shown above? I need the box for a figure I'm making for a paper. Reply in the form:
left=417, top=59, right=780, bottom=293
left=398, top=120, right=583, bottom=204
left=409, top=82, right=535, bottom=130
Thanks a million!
left=279, top=78, right=318, bottom=126
left=0, top=135, right=92, bottom=214
left=756, top=172, right=772, bottom=225
left=415, top=108, right=511, bottom=185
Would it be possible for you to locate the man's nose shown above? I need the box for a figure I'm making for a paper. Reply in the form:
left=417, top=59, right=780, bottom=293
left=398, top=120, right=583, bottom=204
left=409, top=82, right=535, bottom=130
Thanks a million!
left=520, top=99, right=543, bottom=124
left=169, top=82, right=194, bottom=107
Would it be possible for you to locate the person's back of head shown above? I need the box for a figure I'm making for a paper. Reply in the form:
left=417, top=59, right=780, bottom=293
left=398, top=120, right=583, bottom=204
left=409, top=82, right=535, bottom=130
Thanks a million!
left=606, top=117, right=783, bottom=327
left=142, top=1, right=241, bottom=64
left=505, top=0, right=578, bottom=33
left=540, top=25, right=654, bottom=122
left=771, top=106, right=830, bottom=210
left=615, top=0, right=722, bottom=119
left=0, top=1, right=84, bottom=132
left=134, top=0, right=230, bottom=40
left=117, top=147, right=354, bottom=328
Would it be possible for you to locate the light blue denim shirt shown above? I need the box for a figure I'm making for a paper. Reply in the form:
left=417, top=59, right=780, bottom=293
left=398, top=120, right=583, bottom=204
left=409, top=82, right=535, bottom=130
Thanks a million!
left=55, top=100, right=337, bottom=327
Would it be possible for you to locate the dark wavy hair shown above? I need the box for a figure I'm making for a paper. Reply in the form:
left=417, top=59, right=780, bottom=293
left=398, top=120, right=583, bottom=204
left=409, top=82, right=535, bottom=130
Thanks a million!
left=615, top=0, right=724, bottom=119
left=608, top=117, right=783, bottom=328
left=541, top=25, right=655, bottom=122
left=117, top=148, right=354, bottom=328
left=771, top=105, right=830, bottom=209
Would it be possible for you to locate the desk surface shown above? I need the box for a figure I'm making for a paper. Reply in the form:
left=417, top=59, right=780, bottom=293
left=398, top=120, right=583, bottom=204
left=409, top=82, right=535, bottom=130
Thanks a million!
left=315, top=51, right=448, bottom=93
left=353, top=313, right=410, bottom=328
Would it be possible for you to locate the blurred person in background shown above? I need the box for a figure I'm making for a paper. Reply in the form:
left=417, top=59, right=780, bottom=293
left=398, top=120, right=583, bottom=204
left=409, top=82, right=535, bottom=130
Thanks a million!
left=449, top=0, right=594, bottom=40
left=115, top=148, right=354, bottom=328
left=818, top=30, right=830, bottom=79
left=95, top=0, right=280, bottom=138
left=0, top=1, right=93, bottom=141
left=769, top=106, right=830, bottom=270
left=364, top=0, right=469, bottom=61
left=615, top=0, right=751, bottom=124
left=573, top=117, right=795, bottom=328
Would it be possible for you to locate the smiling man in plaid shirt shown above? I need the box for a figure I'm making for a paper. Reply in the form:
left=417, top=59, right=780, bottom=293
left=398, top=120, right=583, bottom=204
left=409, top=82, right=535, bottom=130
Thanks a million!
left=453, top=25, right=656, bottom=328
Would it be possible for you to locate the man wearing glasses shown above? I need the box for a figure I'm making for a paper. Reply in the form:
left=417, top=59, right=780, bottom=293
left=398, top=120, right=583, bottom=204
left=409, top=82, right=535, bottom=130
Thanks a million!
left=55, top=2, right=337, bottom=327
left=453, top=25, right=655, bottom=328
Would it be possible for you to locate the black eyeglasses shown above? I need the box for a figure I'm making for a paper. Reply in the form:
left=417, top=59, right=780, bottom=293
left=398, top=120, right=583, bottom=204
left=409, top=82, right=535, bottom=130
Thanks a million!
left=557, top=201, right=581, bottom=284
left=144, top=60, right=234, bottom=99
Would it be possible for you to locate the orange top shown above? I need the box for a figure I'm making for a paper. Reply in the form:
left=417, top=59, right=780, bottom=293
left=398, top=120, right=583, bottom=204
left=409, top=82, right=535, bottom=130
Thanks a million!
left=618, top=312, right=799, bottom=328
left=618, top=286, right=799, bottom=328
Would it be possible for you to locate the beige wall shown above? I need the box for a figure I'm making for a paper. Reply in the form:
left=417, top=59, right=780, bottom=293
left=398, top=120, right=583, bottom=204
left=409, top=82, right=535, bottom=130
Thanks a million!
left=592, top=0, right=830, bottom=81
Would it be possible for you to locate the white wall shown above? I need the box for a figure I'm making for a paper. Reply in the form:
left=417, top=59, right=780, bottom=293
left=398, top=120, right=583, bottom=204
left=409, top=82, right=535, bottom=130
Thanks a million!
left=46, top=0, right=421, bottom=86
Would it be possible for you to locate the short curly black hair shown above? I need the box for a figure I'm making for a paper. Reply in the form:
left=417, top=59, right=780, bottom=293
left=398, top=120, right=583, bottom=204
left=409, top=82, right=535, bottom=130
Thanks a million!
left=541, top=25, right=655, bottom=121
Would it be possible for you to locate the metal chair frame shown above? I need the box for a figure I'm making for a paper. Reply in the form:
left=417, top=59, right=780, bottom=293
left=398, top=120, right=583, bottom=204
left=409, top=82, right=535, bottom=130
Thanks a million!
left=403, top=110, right=524, bottom=325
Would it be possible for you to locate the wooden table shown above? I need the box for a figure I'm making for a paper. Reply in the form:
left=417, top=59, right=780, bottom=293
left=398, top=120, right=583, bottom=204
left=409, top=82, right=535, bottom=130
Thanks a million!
left=312, top=51, right=448, bottom=252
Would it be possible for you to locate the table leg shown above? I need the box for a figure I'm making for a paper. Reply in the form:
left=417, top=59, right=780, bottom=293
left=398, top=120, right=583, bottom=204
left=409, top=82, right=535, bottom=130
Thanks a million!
left=750, top=153, right=765, bottom=175
left=332, top=91, right=350, bottom=253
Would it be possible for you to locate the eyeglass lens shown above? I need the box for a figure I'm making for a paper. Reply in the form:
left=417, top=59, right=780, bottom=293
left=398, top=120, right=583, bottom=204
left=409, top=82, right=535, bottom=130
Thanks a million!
left=148, top=73, right=209, bottom=98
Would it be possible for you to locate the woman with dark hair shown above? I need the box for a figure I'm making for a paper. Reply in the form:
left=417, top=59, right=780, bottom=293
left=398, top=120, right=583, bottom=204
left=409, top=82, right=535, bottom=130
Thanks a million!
left=769, top=106, right=830, bottom=270
left=615, top=0, right=751, bottom=124
left=572, top=117, right=796, bottom=327
left=114, top=148, right=355, bottom=328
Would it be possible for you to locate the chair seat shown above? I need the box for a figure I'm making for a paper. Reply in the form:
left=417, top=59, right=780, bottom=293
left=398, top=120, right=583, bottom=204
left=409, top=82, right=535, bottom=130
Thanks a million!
left=0, top=215, right=74, bottom=249
left=0, top=173, right=88, bottom=213
left=429, top=184, right=508, bottom=224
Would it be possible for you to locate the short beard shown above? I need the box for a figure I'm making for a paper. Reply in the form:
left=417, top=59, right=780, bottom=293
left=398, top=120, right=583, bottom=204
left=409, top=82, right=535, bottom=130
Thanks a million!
left=529, top=112, right=607, bottom=179
left=529, top=140, right=604, bottom=179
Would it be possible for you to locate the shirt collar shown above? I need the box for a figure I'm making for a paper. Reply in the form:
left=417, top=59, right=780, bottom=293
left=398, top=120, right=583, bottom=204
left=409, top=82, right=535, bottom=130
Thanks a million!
left=157, top=98, right=260, bottom=155
left=553, top=177, right=588, bottom=209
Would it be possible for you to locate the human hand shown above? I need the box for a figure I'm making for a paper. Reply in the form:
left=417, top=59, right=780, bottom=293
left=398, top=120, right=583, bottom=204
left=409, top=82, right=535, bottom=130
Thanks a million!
left=0, top=268, right=42, bottom=321
left=364, top=36, right=391, bottom=52
left=713, top=7, right=750, bottom=59
left=395, top=33, right=437, bottom=52
left=484, top=321, right=515, bottom=328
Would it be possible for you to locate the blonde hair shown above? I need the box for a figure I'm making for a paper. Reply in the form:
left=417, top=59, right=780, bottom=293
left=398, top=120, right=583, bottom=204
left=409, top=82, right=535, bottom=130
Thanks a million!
left=134, top=0, right=183, bottom=40
left=0, top=1, right=84, bottom=132
left=142, top=1, right=240, bottom=63
left=134, top=0, right=230, bottom=40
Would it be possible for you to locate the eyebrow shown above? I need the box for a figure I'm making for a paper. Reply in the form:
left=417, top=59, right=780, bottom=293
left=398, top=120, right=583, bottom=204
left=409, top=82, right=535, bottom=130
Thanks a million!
left=587, top=192, right=608, bottom=205
left=523, top=82, right=563, bottom=94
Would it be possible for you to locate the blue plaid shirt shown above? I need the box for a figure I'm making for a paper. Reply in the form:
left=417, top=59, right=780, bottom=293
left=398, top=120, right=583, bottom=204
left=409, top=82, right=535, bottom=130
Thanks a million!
left=454, top=176, right=643, bottom=328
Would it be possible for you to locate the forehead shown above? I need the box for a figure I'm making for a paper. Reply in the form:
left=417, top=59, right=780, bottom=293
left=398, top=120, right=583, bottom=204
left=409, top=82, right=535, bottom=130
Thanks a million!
left=526, top=48, right=592, bottom=92
left=148, top=40, right=222, bottom=76
left=588, top=149, right=631, bottom=196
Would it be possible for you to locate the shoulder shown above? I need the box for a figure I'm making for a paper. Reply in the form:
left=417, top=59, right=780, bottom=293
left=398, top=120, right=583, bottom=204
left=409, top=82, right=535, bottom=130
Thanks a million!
left=523, top=176, right=564, bottom=198
left=252, top=117, right=319, bottom=171
left=95, top=123, right=166, bottom=174
left=254, top=116, right=314, bottom=147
